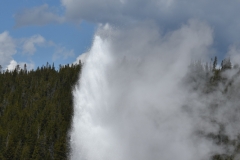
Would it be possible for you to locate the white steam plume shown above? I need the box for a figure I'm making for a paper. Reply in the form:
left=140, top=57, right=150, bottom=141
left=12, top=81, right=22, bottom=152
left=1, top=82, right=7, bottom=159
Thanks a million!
left=70, top=19, right=226, bottom=160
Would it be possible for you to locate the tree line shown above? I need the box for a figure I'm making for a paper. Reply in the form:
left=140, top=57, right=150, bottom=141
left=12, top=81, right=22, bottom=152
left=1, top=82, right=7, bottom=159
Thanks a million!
left=187, top=57, right=240, bottom=160
left=0, top=56, right=240, bottom=160
left=0, top=62, right=81, bottom=159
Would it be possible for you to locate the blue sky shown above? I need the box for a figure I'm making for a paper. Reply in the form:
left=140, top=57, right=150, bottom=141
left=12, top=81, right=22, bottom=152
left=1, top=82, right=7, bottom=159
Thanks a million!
left=1, top=0, right=240, bottom=70
left=1, top=0, right=96, bottom=70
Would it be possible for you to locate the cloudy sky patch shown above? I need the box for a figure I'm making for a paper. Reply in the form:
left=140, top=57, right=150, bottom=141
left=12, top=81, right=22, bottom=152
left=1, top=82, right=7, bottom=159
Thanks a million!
left=1, top=0, right=240, bottom=69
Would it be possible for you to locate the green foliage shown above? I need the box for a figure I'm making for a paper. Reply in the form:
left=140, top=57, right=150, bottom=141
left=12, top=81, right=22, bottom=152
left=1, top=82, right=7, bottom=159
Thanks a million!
left=0, top=63, right=81, bottom=159
left=0, top=57, right=240, bottom=160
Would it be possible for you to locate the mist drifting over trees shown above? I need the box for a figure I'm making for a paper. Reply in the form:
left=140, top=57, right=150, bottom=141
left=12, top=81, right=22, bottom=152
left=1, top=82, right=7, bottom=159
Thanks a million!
left=70, top=22, right=240, bottom=160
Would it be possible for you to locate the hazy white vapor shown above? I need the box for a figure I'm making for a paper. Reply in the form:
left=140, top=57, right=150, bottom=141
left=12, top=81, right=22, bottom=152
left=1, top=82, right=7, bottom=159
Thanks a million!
left=74, top=52, right=88, bottom=64
left=226, top=45, right=240, bottom=65
left=0, top=31, right=16, bottom=68
left=70, top=20, right=219, bottom=160
left=14, top=4, right=65, bottom=27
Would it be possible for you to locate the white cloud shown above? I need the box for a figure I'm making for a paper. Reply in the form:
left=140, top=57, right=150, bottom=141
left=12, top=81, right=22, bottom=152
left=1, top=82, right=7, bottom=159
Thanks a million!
left=6, top=60, right=35, bottom=71
left=22, top=35, right=45, bottom=55
left=13, top=0, right=240, bottom=53
left=0, top=31, right=74, bottom=70
left=60, top=0, right=240, bottom=54
left=6, top=60, right=18, bottom=71
left=52, top=46, right=75, bottom=61
left=14, top=4, right=65, bottom=27
left=0, top=31, right=16, bottom=68
left=60, top=0, right=240, bottom=25
left=21, top=34, right=75, bottom=61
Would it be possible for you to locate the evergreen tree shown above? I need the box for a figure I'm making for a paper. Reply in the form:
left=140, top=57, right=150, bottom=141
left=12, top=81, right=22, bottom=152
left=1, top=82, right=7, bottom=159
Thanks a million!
left=0, top=62, right=81, bottom=159
left=213, top=56, right=217, bottom=71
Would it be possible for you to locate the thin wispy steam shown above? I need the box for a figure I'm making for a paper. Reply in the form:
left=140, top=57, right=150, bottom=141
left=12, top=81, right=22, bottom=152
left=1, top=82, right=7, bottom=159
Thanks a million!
left=69, top=20, right=230, bottom=160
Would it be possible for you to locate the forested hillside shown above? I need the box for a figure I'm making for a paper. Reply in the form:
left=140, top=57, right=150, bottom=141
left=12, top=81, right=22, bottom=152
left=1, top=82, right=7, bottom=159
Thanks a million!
left=0, top=57, right=240, bottom=160
left=185, top=57, right=240, bottom=160
left=0, top=62, right=81, bottom=159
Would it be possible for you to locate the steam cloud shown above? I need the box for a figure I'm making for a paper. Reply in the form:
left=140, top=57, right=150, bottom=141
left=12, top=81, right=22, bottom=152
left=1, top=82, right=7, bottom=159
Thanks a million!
left=69, top=19, right=240, bottom=160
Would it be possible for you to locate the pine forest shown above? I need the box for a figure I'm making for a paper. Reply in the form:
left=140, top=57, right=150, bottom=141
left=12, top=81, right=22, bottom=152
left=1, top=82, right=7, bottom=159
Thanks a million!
left=0, top=58, right=240, bottom=159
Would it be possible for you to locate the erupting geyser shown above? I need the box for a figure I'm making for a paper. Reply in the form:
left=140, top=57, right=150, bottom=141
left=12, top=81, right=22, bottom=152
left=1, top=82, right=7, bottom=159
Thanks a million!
left=70, top=21, right=240, bottom=160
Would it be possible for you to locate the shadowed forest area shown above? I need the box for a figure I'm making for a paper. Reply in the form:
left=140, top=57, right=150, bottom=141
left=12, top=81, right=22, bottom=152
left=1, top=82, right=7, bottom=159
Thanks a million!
left=0, top=62, right=81, bottom=159
left=0, top=57, right=240, bottom=159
